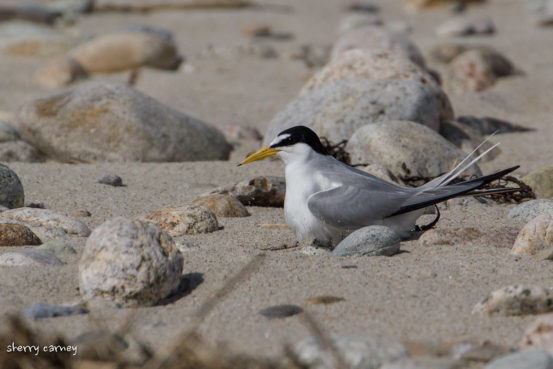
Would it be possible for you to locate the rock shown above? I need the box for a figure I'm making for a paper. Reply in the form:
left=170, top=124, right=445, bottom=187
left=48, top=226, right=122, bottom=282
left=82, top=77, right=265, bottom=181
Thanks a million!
left=97, top=174, right=124, bottom=187
left=523, top=167, right=553, bottom=199
left=211, top=176, right=285, bottom=207
left=266, top=79, right=443, bottom=145
left=295, top=335, right=409, bottom=369
left=509, top=200, right=553, bottom=223
left=17, top=81, right=232, bottom=162
left=69, top=29, right=181, bottom=73
left=511, top=215, right=553, bottom=258
left=436, top=17, right=495, bottom=37
left=79, top=217, right=183, bottom=307
left=346, top=3, right=380, bottom=13
left=333, top=226, right=401, bottom=256
left=380, top=357, right=462, bottom=369
left=346, top=121, right=481, bottom=180
left=0, top=223, right=41, bottom=246
left=386, top=21, right=413, bottom=34
left=0, top=207, right=90, bottom=238
left=191, top=194, right=249, bottom=217
left=0, top=120, right=20, bottom=142
left=521, top=313, right=553, bottom=355
left=439, top=120, right=501, bottom=162
left=445, top=49, right=515, bottom=93
left=0, top=141, right=46, bottom=162
left=360, top=164, right=400, bottom=183
left=36, top=240, right=77, bottom=262
left=300, top=50, right=452, bottom=123
left=483, top=348, right=553, bottom=369
left=473, top=285, right=553, bottom=316
left=259, top=304, right=303, bottom=319
left=222, top=123, right=262, bottom=141
left=429, top=43, right=495, bottom=64
left=331, top=26, right=426, bottom=67
left=456, top=115, right=531, bottom=135
left=71, top=209, right=91, bottom=218
left=405, top=0, right=485, bottom=11
left=33, top=57, right=88, bottom=88
left=0, top=163, right=24, bottom=209
left=0, top=21, right=75, bottom=57
left=0, top=4, right=62, bottom=25
left=22, top=303, right=87, bottom=319
left=338, top=13, right=383, bottom=34
left=0, top=250, right=63, bottom=266
left=138, top=205, right=218, bottom=236
left=289, top=44, right=331, bottom=68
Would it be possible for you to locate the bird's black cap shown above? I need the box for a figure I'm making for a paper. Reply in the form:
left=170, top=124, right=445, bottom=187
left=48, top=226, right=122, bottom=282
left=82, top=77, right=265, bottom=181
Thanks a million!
left=270, top=126, right=328, bottom=155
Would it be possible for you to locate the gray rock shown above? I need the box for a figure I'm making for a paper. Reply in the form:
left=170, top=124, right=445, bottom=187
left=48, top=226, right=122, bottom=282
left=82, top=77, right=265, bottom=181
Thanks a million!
left=295, top=335, right=409, bottom=369
left=509, top=200, right=553, bottom=223
left=22, top=303, right=87, bottom=319
left=0, top=141, right=46, bottom=162
left=331, top=26, right=425, bottom=67
left=523, top=167, right=553, bottom=199
left=265, top=79, right=442, bottom=145
left=97, top=174, right=124, bottom=187
left=212, top=176, right=286, bottom=207
left=0, top=207, right=90, bottom=238
left=511, top=215, right=553, bottom=258
left=138, top=205, right=219, bottom=236
left=436, top=17, right=495, bottom=37
left=484, top=348, right=553, bottom=369
left=473, top=285, right=553, bottom=316
left=0, top=163, right=24, bottom=209
left=0, top=21, right=75, bottom=57
left=0, top=120, right=20, bottom=142
left=192, top=194, right=250, bottom=217
left=17, top=81, right=232, bottom=162
left=333, top=226, right=401, bottom=256
left=79, top=217, right=183, bottom=307
left=380, top=357, right=462, bottom=369
left=346, top=121, right=481, bottom=180
left=36, top=240, right=77, bottom=262
left=0, top=250, right=63, bottom=266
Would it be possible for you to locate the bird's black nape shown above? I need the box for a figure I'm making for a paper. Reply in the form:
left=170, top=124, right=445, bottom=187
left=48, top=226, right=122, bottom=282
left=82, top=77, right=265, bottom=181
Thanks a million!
left=270, top=126, right=329, bottom=155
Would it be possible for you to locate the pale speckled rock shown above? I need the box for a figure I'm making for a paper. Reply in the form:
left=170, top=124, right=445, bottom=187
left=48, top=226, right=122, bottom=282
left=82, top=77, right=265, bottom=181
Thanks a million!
left=346, top=121, right=481, bottom=180
left=523, top=167, right=553, bottom=199
left=473, top=285, right=553, bottom=316
left=0, top=223, right=41, bottom=246
left=360, top=164, right=400, bottom=183
left=445, top=49, right=515, bottom=93
left=511, top=215, right=553, bottom=258
left=33, top=57, right=87, bottom=88
left=300, top=50, right=452, bottom=123
left=0, top=207, right=90, bottom=237
left=192, top=194, right=250, bottom=217
left=331, top=26, right=426, bottom=67
left=0, top=163, right=24, bottom=209
left=36, top=240, right=77, bottom=262
left=509, top=200, right=553, bottom=223
left=429, top=43, right=496, bottom=64
left=266, top=79, right=442, bottom=145
left=138, top=205, right=218, bottom=236
left=69, top=29, right=181, bottom=73
left=338, top=13, right=383, bottom=34
left=483, top=348, right=553, bottom=369
left=521, top=313, right=553, bottom=355
left=436, top=17, right=495, bottom=37
left=0, top=250, right=63, bottom=266
left=0, top=21, right=75, bottom=57
left=17, top=81, right=232, bottom=162
left=295, top=335, right=409, bottom=369
left=333, top=226, right=401, bottom=256
left=380, top=357, right=462, bottom=369
left=79, top=217, right=183, bottom=307
left=0, top=141, right=46, bottom=162
left=212, top=176, right=286, bottom=207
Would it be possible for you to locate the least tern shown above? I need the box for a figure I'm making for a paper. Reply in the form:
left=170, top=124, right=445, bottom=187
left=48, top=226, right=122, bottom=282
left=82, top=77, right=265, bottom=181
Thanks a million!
left=240, top=125, right=518, bottom=247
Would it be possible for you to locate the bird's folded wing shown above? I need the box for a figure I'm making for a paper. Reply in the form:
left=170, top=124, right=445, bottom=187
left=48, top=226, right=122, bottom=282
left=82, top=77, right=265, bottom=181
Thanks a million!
left=307, top=185, right=410, bottom=229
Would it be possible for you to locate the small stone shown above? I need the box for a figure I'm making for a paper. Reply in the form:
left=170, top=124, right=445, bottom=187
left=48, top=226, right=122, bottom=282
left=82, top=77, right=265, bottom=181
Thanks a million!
left=22, top=303, right=87, bottom=319
left=289, top=44, right=331, bottom=68
left=222, top=123, right=262, bottom=141
left=473, top=285, right=553, bottom=316
left=380, top=357, right=462, bottom=369
left=511, top=215, right=553, bottom=258
left=36, top=240, right=77, bottom=262
left=523, top=167, right=553, bottom=199
left=333, top=225, right=401, bottom=257
left=338, top=13, right=383, bottom=34
left=521, top=313, right=553, bottom=355
left=212, top=176, right=286, bottom=207
left=0, top=223, right=41, bottom=246
left=306, top=296, right=345, bottom=305
left=97, top=174, right=124, bottom=187
left=0, top=163, right=24, bottom=209
left=71, top=209, right=91, bottom=217
left=79, top=217, right=183, bottom=307
left=0, top=207, right=90, bottom=237
left=0, top=250, right=63, bottom=266
left=33, top=57, right=87, bottom=88
left=259, top=304, right=303, bottom=319
left=436, top=17, right=495, bottom=37
left=25, top=202, right=45, bottom=208
left=483, top=348, right=553, bottom=369
left=508, top=200, right=553, bottom=223
left=192, top=194, right=249, bottom=218
left=243, top=24, right=272, bottom=37
left=295, top=335, right=409, bottom=369
left=138, top=205, right=218, bottom=236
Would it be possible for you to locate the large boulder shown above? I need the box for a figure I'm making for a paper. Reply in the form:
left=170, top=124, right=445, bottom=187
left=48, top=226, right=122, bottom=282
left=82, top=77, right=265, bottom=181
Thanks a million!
left=16, top=81, right=232, bottom=162
left=264, top=79, right=441, bottom=145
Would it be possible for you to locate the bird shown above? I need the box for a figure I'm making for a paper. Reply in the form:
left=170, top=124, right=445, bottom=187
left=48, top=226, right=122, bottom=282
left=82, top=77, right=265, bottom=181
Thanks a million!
left=239, top=125, right=518, bottom=248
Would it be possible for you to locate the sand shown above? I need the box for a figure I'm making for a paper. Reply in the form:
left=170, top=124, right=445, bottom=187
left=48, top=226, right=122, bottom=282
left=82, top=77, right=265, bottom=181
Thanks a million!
left=1, top=0, right=553, bottom=365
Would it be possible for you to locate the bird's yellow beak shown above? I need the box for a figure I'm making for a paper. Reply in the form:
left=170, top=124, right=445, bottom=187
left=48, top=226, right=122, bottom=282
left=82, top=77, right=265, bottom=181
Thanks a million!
left=239, top=146, right=280, bottom=166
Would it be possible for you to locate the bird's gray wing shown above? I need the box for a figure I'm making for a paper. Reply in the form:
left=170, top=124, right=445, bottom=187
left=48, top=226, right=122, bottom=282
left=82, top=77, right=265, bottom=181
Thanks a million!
left=307, top=185, right=411, bottom=230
